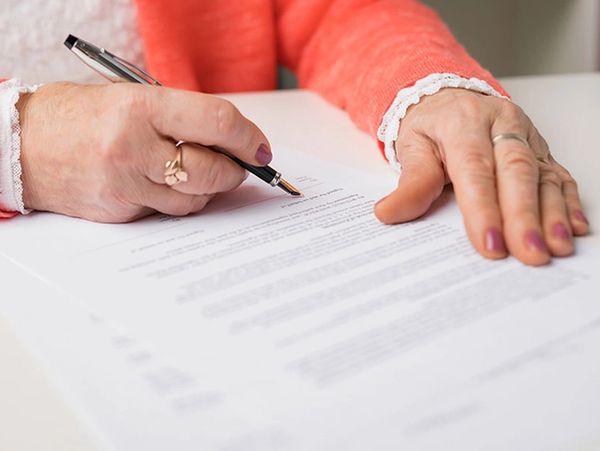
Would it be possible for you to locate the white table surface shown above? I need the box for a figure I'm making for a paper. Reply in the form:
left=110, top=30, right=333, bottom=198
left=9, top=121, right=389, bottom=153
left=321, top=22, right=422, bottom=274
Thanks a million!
left=1, top=73, right=599, bottom=451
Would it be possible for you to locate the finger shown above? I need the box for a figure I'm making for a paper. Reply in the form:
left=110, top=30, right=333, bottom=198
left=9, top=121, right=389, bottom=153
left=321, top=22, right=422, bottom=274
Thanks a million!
left=443, top=127, right=507, bottom=259
left=146, top=142, right=246, bottom=195
left=140, top=181, right=214, bottom=217
left=493, top=117, right=550, bottom=265
left=554, top=163, right=590, bottom=236
left=149, top=87, right=272, bottom=166
left=538, top=162, right=574, bottom=256
left=374, top=135, right=445, bottom=224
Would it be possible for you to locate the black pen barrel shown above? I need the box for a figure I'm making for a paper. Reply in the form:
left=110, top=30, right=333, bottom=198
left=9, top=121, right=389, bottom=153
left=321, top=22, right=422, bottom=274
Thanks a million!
left=230, top=156, right=278, bottom=185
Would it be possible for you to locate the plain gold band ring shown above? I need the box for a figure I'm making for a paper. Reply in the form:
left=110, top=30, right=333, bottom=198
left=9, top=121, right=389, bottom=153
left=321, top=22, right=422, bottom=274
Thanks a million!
left=491, top=133, right=529, bottom=148
left=492, top=133, right=552, bottom=164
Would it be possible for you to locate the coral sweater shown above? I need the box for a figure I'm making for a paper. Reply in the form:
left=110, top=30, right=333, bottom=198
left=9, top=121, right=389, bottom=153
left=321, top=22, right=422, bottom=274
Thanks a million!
left=1, top=0, right=505, bottom=218
left=135, top=0, right=504, bottom=137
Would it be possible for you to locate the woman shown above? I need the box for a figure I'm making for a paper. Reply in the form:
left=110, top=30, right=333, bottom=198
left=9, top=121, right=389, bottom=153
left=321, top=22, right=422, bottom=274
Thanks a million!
left=0, top=0, right=589, bottom=267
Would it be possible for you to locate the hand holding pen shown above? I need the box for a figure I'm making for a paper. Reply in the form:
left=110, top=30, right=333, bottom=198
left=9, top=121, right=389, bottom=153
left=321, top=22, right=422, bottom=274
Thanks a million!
left=65, top=35, right=301, bottom=196
left=15, top=38, right=299, bottom=223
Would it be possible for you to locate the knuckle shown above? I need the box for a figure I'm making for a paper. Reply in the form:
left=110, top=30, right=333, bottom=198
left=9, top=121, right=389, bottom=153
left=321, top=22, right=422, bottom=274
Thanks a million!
left=562, top=178, right=580, bottom=194
left=112, top=84, right=147, bottom=117
left=490, top=96, right=509, bottom=108
left=97, top=88, right=148, bottom=167
left=537, top=133, right=550, bottom=152
left=215, top=100, right=240, bottom=137
left=193, top=195, right=211, bottom=212
left=501, top=101, right=527, bottom=122
left=455, top=95, right=484, bottom=118
left=170, top=197, right=194, bottom=216
left=498, top=149, right=536, bottom=175
left=555, top=164, right=574, bottom=180
left=539, top=169, right=562, bottom=190
left=452, top=155, right=496, bottom=204
left=121, top=211, right=144, bottom=223
left=146, top=86, right=173, bottom=131
left=239, top=123, right=257, bottom=154
left=225, top=167, right=245, bottom=190
left=93, top=206, right=143, bottom=224
left=97, top=138, right=129, bottom=169
left=182, top=197, right=196, bottom=216
left=529, top=129, right=547, bottom=151
left=442, top=98, right=490, bottom=133
left=459, top=151, right=495, bottom=175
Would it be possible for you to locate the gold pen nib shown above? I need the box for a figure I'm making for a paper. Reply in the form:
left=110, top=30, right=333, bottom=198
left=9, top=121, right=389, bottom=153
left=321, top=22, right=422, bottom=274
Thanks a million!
left=277, top=178, right=302, bottom=196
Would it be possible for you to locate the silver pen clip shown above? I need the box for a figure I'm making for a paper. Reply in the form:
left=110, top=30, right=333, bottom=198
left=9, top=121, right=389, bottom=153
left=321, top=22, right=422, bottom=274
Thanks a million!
left=64, top=34, right=161, bottom=86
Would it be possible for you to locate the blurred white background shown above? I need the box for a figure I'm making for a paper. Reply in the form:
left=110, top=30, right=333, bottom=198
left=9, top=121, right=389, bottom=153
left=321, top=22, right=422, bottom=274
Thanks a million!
left=278, top=0, right=599, bottom=87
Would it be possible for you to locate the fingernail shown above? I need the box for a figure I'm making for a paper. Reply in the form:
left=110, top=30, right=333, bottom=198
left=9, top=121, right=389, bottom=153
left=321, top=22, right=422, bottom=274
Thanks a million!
left=552, top=223, right=571, bottom=241
left=525, top=230, right=547, bottom=253
left=574, top=210, right=589, bottom=225
left=255, top=144, right=272, bottom=166
left=485, top=228, right=506, bottom=253
left=243, top=170, right=250, bottom=181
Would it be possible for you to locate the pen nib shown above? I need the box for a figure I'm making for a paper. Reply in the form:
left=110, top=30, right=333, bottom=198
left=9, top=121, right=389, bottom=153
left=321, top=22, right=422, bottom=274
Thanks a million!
left=277, top=178, right=302, bottom=196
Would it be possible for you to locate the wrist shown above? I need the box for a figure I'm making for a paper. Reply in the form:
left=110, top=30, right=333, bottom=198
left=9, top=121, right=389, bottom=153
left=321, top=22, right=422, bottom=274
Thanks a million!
left=378, top=74, right=506, bottom=173
left=404, top=88, right=484, bottom=118
left=15, top=90, right=39, bottom=210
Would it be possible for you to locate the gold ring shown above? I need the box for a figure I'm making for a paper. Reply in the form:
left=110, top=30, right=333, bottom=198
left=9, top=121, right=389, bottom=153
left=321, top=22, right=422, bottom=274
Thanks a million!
left=164, top=142, right=188, bottom=186
left=492, top=133, right=529, bottom=148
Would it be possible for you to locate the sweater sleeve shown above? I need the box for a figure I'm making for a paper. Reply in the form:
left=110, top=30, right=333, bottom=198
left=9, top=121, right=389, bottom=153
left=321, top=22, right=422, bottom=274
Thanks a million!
left=275, top=0, right=508, bottom=140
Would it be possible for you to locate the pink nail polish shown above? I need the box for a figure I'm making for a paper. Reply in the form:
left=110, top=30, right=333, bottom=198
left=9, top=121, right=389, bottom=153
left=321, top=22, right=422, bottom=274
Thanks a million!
left=574, top=210, right=589, bottom=225
left=485, top=228, right=506, bottom=253
left=552, top=223, right=571, bottom=241
left=525, top=230, right=547, bottom=253
left=255, top=144, right=272, bottom=166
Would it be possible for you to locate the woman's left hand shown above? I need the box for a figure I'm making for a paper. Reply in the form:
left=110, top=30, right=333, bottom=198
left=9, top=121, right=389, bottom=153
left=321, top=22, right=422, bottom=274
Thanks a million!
left=374, top=88, right=589, bottom=266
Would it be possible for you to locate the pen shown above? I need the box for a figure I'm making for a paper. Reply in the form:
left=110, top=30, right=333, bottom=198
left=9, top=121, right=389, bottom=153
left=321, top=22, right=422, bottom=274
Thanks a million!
left=64, top=34, right=302, bottom=197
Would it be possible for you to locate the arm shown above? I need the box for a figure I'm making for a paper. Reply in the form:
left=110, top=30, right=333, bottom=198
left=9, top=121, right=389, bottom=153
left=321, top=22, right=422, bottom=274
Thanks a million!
left=275, top=0, right=589, bottom=266
left=275, top=0, right=506, bottom=139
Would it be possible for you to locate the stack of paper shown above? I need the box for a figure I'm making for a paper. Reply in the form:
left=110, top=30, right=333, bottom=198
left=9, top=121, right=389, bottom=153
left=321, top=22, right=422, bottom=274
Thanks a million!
left=1, top=148, right=599, bottom=450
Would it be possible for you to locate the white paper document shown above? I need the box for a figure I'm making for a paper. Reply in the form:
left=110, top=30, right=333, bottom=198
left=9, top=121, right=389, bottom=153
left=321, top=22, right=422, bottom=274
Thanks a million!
left=1, top=147, right=599, bottom=450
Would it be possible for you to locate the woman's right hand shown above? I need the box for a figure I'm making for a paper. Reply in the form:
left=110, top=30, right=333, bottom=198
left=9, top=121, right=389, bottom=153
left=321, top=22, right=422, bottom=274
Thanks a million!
left=17, top=82, right=272, bottom=222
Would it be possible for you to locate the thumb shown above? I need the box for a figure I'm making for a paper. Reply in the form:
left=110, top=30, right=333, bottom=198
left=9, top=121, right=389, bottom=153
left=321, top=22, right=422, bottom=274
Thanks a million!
left=374, top=141, right=446, bottom=224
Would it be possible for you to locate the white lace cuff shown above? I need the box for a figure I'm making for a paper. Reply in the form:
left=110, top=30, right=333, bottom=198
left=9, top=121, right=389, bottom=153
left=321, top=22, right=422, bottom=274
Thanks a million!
left=377, top=73, right=507, bottom=172
left=0, top=78, right=40, bottom=214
